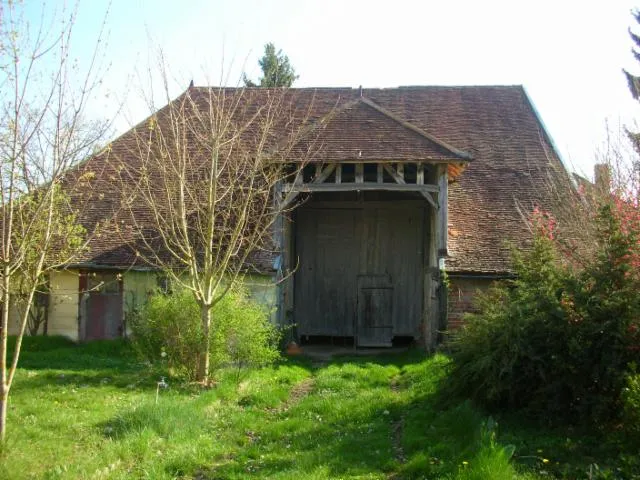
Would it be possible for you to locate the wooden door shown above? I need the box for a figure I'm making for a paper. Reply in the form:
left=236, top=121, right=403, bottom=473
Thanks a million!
left=357, top=275, right=393, bottom=347
left=82, top=272, right=123, bottom=341
left=364, top=206, right=424, bottom=336
left=293, top=202, right=424, bottom=342
left=294, top=208, right=360, bottom=336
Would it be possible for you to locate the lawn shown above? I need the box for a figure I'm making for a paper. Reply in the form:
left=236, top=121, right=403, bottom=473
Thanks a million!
left=0, top=338, right=636, bottom=479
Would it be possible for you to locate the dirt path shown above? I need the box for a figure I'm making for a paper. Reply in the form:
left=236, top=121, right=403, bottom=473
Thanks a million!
left=389, top=376, right=407, bottom=478
left=278, top=377, right=315, bottom=413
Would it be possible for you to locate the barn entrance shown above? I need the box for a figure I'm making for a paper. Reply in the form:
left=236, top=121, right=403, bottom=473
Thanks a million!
left=293, top=197, right=425, bottom=347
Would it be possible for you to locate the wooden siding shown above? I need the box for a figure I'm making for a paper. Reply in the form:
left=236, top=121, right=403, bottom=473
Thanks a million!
left=121, top=271, right=279, bottom=328
left=47, top=270, right=81, bottom=339
left=294, top=200, right=425, bottom=339
left=7, top=298, right=25, bottom=336
left=8, top=270, right=80, bottom=340
left=295, top=208, right=358, bottom=336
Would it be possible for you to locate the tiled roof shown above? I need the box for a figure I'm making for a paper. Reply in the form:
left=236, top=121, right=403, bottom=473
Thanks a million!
left=288, top=97, right=471, bottom=162
left=65, top=85, right=571, bottom=274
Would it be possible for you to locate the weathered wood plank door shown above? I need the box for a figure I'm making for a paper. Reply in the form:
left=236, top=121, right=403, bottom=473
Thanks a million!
left=294, top=202, right=424, bottom=343
left=357, top=275, right=393, bottom=347
left=294, top=208, right=360, bottom=336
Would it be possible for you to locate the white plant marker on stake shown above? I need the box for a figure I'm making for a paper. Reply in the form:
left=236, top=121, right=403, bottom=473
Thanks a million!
left=156, top=377, right=168, bottom=404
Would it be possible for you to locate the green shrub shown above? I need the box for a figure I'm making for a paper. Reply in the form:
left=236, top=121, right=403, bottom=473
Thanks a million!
left=209, top=289, right=280, bottom=372
left=129, top=285, right=280, bottom=380
left=129, top=288, right=203, bottom=378
left=558, top=204, right=640, bottom=423
left=622, top=371, right=640, bottom=442
left=448, top=232, right=569, bottom=413
left=448, top=204, right=640, bottom=425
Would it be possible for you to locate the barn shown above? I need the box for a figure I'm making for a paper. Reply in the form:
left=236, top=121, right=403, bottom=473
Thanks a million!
left=9, top=85, right=571, bottom=348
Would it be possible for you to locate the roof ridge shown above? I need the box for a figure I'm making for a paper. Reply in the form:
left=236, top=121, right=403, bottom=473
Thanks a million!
left=358, top=97, right=473, bottom=161
left=190, top=85, right=525, bottom=93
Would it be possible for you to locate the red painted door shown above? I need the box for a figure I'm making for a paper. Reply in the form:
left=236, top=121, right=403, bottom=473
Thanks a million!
left=83, top=272, right=123, bottom=341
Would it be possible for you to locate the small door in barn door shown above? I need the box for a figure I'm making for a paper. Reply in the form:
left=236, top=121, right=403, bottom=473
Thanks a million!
left=357, top=275, right=393, bottom=347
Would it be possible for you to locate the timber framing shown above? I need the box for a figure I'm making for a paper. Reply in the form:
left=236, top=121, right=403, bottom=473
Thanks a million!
left=280, top=161, right=443, bottom=210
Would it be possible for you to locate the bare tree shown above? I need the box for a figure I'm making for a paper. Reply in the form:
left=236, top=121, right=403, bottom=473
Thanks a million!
left=524, top=119, right=640, bottom=274
left=0, top=1, right=111, bottom=441
left=115, top=64, right=318, bottom=382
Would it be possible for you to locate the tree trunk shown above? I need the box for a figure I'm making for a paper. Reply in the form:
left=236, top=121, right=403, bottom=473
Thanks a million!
left=197, top=304, right=212, bottom=382
left=1, top=275, right=10, bottom=443
left=0, top=388, right=7, bottom=443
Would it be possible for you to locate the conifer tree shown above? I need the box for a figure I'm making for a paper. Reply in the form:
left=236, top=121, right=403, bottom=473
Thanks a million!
left=624, top=11, right=640, bottom=151
left=243, top=43, right=298, bottom=87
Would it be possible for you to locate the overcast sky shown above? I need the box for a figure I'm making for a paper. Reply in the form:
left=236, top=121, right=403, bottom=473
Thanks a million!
left=35, top=0, right=640, bottom=178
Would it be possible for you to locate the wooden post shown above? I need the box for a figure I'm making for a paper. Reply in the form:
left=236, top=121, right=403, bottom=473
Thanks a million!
left=78, top=271, right=88, bottom=341
left=335, top=163, right=342, bottom=184
left=437, top=165, right=449, bottom=344
left=423, top=202, right=439, bottom=351
left=282, top=214, right=295, bottom=334
left=274, top=181, right=286, bottom=328
left=355, top=163, right=364, bottom=184
left=377, top=163, right=383, bottom=184
left=383, top=164, right=406, bottom=184
left=397, top=163, right=404, bottom=182
left=417, top=163, right=424, bottom=185
left=438, top=165, right=448, bottom=257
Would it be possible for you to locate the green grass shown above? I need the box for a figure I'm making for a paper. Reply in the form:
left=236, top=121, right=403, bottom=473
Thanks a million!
left=0, top=337, right=636, bottom=479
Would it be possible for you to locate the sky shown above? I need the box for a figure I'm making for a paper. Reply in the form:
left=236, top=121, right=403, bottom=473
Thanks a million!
left=27, top=0, right=640, bottom=178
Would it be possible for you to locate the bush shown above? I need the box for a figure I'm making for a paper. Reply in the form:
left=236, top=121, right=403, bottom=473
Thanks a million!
left=447, top=231, right=569, bottom=413
left=129, top=288, right=203, bottom=378
left=129, top=285, right=280, bottom=380
left=209, top=289, right=280, bottom=372
left=559, top=204, right=640, bottom=422
left=447, top=204, right=640, bottom=425
left=622, top=371, right=640, bottom=442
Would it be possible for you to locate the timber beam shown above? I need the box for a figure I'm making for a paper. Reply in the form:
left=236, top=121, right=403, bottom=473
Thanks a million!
left=281, top=161, right=446, bottom=211
left=281, top=183, right=439, bottom=194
